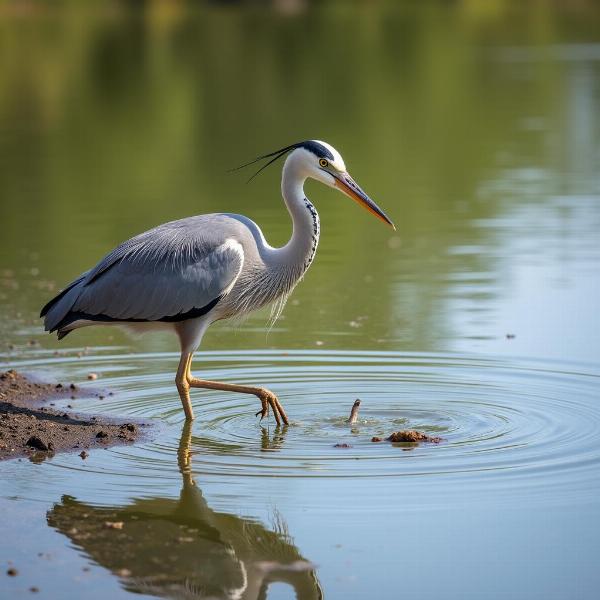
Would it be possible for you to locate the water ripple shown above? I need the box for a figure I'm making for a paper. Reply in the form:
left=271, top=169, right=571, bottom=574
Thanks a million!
left=3, top=350, right=600, bottom=508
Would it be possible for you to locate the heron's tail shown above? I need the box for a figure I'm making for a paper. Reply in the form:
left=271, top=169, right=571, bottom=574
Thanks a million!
left=40, top=274, right=86, bottom=337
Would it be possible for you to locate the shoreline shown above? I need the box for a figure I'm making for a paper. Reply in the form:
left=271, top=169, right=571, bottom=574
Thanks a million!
left=0, top=369, right=149, bottom=462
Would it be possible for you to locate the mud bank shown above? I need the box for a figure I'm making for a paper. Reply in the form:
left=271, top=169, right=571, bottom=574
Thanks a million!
left=0, top=370, right=148, bottom=461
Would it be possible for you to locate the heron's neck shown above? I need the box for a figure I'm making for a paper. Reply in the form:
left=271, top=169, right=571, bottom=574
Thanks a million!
left=279, top=160, right=320, bottom=273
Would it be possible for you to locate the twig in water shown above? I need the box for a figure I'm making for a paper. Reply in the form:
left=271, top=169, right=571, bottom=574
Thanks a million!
left=347, top=399, right=361, bottom=424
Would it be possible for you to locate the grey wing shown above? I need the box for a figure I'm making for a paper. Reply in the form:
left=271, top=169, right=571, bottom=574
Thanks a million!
left=42, top=218, right=244, bottom=331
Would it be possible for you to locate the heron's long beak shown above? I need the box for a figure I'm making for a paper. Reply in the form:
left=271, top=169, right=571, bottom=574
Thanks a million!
left=334, top=173, right=395, bottom=230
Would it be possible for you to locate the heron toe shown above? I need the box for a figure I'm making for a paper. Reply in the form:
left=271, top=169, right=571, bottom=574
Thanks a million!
left=256, top=389, right=289, bottom=426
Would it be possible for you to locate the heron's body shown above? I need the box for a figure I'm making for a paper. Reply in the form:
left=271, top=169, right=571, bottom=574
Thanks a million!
left=41, top=140, right=393, bottom=424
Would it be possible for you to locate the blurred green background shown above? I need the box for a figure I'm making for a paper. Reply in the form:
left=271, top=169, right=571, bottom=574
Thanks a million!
left=1, top=0, right=599, bottom=358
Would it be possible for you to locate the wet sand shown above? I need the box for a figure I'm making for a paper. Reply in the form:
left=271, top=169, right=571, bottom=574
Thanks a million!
left=0, top=370, right=147, bottom=461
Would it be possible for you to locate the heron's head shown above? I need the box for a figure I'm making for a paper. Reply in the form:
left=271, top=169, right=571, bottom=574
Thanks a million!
left=235, top=139, right=395, bottom=230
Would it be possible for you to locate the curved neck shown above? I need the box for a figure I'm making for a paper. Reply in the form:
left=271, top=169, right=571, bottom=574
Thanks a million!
left=279, top=157, right=320, bottom=270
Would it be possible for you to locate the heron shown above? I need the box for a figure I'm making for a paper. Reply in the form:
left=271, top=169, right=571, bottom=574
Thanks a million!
left=41, top=140, right=394, bottom=425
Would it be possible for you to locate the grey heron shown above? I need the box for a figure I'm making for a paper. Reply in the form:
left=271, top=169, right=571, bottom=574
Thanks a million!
left=41, top=140, right=394, bottom=425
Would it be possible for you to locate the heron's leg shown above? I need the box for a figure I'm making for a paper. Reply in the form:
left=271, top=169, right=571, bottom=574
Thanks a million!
left=175, top=352, right=195, bottom=421
left=185, top=354, right=289, bottom=426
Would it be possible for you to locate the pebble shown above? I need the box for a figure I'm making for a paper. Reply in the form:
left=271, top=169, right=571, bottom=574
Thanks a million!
left=25, top=436, right=49, bottom=451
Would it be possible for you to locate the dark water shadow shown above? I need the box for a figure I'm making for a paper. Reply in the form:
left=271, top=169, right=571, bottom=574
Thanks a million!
left=46, top=422, right=323, bottom=599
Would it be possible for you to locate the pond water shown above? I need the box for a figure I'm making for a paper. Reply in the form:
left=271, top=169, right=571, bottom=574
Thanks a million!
left=1, top=2, right=600, bottom=599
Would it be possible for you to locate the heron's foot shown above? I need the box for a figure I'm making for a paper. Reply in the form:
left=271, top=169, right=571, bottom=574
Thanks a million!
left=254, top=389, right=289, bottom=426
left=185, top=373, right=289, bottom=426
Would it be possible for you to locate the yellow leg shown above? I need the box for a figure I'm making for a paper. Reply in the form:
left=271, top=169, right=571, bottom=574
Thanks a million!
left=177, top=420, right=195, bottom=487
left=175, top=352, right=195, bottom=421
left=184, top=353, right=289, bottom=426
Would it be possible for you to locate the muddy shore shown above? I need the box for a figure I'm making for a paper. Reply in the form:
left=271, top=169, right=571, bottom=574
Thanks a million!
left=0, top=370, right=147, bottom=461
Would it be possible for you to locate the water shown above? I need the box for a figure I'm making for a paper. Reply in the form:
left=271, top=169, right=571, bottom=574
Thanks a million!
left=1, top=2, right=600, bottom=599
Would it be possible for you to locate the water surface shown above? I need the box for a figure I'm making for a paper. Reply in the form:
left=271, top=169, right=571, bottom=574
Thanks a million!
left=1, top=2, right=600, bottom=599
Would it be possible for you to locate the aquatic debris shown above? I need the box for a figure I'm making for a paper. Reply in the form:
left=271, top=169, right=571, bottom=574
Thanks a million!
left=347, top=399, right=361, bottom=424
left=87, top=373, right=98, bottom=380
left=387, top=430, right=442, bottom=444
left=334, top=443, right=352, bottom=448
left=371, top=436, right=383, bottom=443
left=79, top=451, right=89, bottom=460
left=7, top=567, right=18, bottom=576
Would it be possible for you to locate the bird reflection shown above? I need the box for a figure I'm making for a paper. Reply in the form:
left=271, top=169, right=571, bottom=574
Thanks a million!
left=260, top=425, right=288, bottom=452
left=47, top=422, right=322, bottom=599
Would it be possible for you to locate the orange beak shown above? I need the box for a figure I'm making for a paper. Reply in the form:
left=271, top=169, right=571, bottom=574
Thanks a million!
left=333, top=173, right=395, bottom=230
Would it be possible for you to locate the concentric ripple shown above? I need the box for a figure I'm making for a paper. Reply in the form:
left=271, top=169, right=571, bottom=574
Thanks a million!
left=3, top=349, right=600, bottom=507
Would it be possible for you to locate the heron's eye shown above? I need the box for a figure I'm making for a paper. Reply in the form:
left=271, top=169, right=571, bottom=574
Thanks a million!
left=319, top=159, right=329, bottom=168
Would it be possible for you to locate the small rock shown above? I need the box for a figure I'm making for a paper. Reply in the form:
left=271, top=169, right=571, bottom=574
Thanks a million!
left=104, top=521, right=124, bottom=530
left=116, top=568, right=131, bottom=577
left=333, top=443, right=352, bottom=448
left=371, top=437, right=383, bottom=442
left=87, top=373, right=98, bottom=380
left=26, top=436, right=48, bottom=451
left=79, top=451, right=89, bottom=459
left=96, top=431, right=108, bottom=439
left=7, top=568, right=18, bottom=576
left=29, top=587, right=39, bottom=593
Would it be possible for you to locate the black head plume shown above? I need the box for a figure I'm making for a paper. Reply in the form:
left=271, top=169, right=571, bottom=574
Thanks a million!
left=230, top=140, right=334, bottom=183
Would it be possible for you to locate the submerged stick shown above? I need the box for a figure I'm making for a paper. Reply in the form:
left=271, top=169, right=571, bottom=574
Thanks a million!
left=347, top=399, right=361, bottom=424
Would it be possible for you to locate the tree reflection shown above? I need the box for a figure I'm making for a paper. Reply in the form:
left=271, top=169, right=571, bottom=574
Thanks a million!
left=47, top=422, right=322, bottom=599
